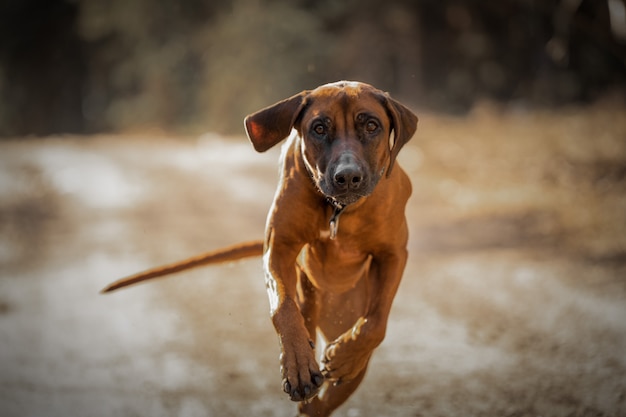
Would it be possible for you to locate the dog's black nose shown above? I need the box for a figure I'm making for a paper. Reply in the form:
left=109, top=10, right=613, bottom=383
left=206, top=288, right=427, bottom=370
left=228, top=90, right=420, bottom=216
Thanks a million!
left=333, top=163, right=363, bottom=190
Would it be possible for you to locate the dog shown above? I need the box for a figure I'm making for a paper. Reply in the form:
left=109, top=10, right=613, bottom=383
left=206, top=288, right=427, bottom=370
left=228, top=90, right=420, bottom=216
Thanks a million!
left=102, top=81, right=418, bottom=416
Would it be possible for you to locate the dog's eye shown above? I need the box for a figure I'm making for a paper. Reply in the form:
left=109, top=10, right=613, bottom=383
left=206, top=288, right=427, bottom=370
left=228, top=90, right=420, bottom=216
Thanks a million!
left=312, top=123, right=326, bottom=136
left=365, top=120, right=379, bottom=133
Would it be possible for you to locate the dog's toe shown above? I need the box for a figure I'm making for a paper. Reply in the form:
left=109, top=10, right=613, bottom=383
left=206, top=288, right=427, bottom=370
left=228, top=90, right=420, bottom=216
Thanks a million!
left=283, top=370, right=324, bottom=402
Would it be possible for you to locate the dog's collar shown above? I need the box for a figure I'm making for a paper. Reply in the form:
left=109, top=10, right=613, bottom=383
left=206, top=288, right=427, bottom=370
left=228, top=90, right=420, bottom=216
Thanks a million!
left=327, top=198, right=346, bottom=240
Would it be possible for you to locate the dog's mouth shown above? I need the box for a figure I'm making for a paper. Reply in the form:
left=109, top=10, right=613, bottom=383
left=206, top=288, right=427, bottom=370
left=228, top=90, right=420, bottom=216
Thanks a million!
left=323, top=188, right=368, bottom=206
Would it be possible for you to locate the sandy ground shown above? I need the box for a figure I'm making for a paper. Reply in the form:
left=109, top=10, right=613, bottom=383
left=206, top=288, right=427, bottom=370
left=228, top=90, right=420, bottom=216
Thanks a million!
left=1, top=104, right=625, bottom=417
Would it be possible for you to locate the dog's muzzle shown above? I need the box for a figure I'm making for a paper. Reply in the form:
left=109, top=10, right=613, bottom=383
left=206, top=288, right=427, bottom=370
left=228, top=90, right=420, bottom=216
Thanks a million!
left=322, top=153, right=373, bottom=205
left=333, top=154, right=364, bottom=192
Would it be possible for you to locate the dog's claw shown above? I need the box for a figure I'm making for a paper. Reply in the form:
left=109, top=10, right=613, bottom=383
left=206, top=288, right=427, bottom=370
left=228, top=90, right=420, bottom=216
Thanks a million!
left=313, top=373, right=324, bottom=387
left=283, top=371, right=324, bottom=402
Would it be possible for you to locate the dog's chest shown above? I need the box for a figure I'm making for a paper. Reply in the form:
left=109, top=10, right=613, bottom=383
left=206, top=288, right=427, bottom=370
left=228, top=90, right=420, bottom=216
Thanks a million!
left=300, top=239, right=371, bottom=292
left=311, top=228, right=370, bottom=263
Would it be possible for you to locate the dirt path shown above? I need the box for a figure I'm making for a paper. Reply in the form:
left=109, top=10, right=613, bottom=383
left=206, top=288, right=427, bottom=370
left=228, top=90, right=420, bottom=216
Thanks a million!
left=1, top=105, right=625, bottom=416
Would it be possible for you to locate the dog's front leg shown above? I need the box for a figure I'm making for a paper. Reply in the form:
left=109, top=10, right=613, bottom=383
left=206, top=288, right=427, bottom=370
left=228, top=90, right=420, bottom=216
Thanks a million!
left=264, top=241, right=325, bottom=402
left=321, top=249, right=407, bottom=384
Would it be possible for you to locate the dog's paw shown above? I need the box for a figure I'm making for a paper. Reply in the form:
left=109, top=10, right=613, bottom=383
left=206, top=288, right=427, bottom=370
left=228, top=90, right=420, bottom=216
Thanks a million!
left=321, top=340, right=372, bottom=384
left=280, top=339, right=325, bottom=402
left=320, top=317, right=377, bottom=384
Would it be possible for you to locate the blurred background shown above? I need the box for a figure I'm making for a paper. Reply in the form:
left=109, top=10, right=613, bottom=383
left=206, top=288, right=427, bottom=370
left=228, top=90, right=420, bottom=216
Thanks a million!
left=1, top=1, right=626, bottom=417
left=0, top=0, right=625, bottom=136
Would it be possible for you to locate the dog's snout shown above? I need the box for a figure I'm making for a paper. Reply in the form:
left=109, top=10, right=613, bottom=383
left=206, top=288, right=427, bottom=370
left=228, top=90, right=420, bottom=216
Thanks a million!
left=334, top=166, right=363, bottom=189
left=333, top=158, right=364, bottom=191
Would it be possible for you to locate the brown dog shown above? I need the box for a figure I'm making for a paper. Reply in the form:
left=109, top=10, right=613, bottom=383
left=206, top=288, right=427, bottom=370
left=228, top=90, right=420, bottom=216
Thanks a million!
left=103, top=81, right=418, bottom=416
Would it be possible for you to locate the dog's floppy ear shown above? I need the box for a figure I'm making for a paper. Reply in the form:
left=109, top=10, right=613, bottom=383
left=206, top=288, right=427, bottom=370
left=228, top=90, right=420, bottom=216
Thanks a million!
left=244, top=92, right=308, bottom=152
left=383, top=95, right=418, bottom=177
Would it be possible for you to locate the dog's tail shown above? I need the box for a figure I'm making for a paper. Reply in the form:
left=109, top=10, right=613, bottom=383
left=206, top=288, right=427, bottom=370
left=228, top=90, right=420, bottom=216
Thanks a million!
left=101, top=240, right=264, bottom=293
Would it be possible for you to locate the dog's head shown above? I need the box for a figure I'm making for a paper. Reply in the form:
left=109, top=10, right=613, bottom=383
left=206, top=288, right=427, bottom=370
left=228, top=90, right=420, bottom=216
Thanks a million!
left=245, top=81, right=418, bottom=205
